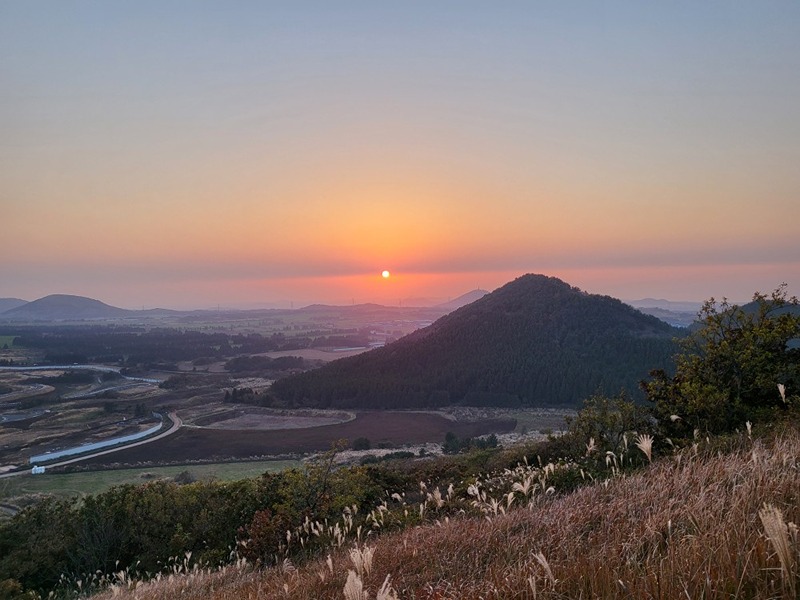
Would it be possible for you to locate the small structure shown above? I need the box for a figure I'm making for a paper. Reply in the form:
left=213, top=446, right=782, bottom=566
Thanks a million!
left=31, top=465, right=46, bottom=475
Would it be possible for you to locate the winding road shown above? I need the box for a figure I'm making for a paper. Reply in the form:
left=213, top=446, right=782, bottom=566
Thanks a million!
left=0, top=411, right=182, bottom=479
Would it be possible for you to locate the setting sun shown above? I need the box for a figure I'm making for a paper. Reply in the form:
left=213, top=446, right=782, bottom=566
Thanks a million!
left=381, top=270, right=391, bottom=279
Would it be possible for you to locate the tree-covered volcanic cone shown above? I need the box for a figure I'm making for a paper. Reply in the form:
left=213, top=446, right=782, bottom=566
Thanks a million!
left=271, top=274, right=680, bottom=409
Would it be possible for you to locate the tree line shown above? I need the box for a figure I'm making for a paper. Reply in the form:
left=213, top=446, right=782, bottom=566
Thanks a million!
left=2, top=326, right=316, bottom=369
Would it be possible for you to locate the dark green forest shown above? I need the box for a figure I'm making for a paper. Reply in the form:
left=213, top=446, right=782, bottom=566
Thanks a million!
left=271, top=275, right=680, bottom=409
left=0, top=326, right=321, bottom=370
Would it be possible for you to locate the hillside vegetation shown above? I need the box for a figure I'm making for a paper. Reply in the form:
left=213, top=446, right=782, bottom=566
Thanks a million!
left=272, top=275, right=679, bottom=409
left=94, top=424, right=800, bottom=600
left=0, top=285, right=797, bottom=599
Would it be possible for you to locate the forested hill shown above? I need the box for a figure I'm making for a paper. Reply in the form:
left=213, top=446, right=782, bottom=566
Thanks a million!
left=270, top=274, right=681, bottom=409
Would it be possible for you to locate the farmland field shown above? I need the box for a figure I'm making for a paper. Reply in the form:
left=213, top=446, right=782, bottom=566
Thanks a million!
left=264, top=348, right=372, bottom=362
left=80, top=411, right=517, bottom=466
left=0, top=459, right=299, bottom=507
left=197, top=407, right=355, bottom=430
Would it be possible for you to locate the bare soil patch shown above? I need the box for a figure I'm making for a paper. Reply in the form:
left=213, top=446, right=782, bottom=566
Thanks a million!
left=79, top=411, right=517, bottom=465
left=197, top=407, right=354, bottom=430
left=260, top=348, right=370, bottom=362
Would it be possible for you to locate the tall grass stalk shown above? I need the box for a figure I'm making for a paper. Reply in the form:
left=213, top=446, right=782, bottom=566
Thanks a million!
left=759, top=503, right=797, bottom=597
left=343, top=570, right=366, bottom=600
left=634, top=433, right=653, bottom=463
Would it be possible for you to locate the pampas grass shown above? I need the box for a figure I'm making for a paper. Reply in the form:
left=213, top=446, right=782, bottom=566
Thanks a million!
left=634, top=433, right=653, bottom=463
left=343, top=570, right=366, bottom=600
left=93, top=424, right=800, bottom=600
left=349, top=545, right=374, bottom=579
left=759, top=503, right=797, bottom=597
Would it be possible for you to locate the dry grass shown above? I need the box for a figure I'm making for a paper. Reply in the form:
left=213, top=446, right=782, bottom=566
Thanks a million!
left=94, top=427, right=800, bottom=599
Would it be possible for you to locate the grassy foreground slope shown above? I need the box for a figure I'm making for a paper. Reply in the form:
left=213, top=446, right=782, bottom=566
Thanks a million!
left=97, top=423, right=800, bottom=600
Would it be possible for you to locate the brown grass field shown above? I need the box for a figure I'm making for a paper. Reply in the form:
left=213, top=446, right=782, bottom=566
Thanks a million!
left=79, top=411, right=516, bottom=466
left=95, top=423, right=800, bottom=600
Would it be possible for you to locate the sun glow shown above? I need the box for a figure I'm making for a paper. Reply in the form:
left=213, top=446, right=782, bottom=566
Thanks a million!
left=381, top=270, right=391, bottom=279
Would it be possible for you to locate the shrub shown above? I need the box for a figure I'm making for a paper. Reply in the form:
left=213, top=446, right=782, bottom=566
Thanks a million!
left=352, top=437, right=371, bottom=451
left=644, top=285, right=800, bottom=436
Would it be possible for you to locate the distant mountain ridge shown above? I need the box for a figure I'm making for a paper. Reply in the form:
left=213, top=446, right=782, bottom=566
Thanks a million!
left=0, top=298, right=28, bottom=313
left=1, top=288, right=698, bottom=329
left=271, top=274, right=681, bottom=409
left=1, top=294, right=132, bottom=320
left=627, top=298, right=703, bottom=312
left=435, top=289, right=489, bottom=311
left=0, top=291, right=484, bottom=322
left=625, top=298, right=702, bottom=328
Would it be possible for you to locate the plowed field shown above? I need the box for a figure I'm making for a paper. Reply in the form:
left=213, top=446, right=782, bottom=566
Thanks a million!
left=80, top=411, right=516, bottom=465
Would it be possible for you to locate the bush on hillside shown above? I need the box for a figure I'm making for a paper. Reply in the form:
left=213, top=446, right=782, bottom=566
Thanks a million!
left=643, top=285, right=800, bottom=436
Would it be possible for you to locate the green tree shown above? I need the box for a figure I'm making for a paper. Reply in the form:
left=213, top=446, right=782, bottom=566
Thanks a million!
left=0, top=498, right=78, bottom=594
left=442, top=432, right=463, bottom=454
left=643, top=285, right=800, bottom=435
left=566, top=391, right=651, bottom=452
left=240, top=441, right=381, bottom=563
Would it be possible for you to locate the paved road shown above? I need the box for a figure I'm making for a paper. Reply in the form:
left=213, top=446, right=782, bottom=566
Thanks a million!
left=0, top=409, right=48, bottom=424
left=0, top=383, right=54, bottom=403
left=1, top=364, right=161, bottom=402
left=0, top=411, right=182, bottom=478
left=0, top=364, right=161, bottom=384
left=63, top=381, right=151, bottom=400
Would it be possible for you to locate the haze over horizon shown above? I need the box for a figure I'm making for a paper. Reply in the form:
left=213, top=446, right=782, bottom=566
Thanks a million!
left=3, top=3, right=799, bottom=310
left=0, top=285, right=708, bottom=313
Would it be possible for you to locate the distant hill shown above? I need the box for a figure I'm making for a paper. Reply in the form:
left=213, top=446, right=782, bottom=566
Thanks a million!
left=0, top=294, right=470, bottom=324
left=271, top=274, right=680, bottom=409
left=633, top=307, right=698, bottom=328
left=435, top=289, right=489, bottom=311
left=627, top=298, right=703, bottom=313
left=625, top=299, right=702, bottom=328
left=0, top=294, right=132, bottom=320
left=0, top=298, right=28, bottom=313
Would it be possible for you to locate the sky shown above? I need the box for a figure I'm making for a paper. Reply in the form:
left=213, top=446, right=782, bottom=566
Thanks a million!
left=2, top=1, right=799, bottom=309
